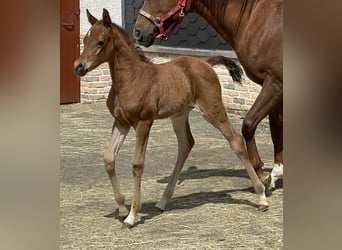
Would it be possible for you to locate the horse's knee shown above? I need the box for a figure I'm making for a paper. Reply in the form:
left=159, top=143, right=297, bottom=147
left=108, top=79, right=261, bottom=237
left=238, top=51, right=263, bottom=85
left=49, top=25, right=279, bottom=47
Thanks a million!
left=132, top=163, right=144, bottom=177
left=242, top=117, right=256, bottom=140
left=104, top=152, right=115, bottom=175
left=230, top=134, right=247, bottom=157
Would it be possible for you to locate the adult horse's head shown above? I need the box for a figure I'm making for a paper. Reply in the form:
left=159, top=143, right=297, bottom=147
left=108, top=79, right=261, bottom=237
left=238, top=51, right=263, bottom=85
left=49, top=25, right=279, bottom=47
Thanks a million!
left=74, top=9, right=114, bottom=76
left=134, top=0, right=187, bottom=47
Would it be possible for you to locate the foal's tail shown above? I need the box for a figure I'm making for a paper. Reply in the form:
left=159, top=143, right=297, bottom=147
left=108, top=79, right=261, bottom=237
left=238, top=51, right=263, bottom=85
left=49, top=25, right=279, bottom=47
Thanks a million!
left=206, top=56, right=243, bottom=83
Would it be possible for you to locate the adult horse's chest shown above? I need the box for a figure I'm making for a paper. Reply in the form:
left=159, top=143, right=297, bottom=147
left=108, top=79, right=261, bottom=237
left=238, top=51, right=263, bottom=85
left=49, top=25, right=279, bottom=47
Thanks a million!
left=235, top=49, right=264, bottom=85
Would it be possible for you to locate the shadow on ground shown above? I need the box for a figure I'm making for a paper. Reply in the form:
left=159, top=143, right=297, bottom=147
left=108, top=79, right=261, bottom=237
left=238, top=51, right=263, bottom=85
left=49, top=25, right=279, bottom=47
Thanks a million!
left=104, top=186, right=258, bottom=226
left=103, top=165, right=283, bottom=226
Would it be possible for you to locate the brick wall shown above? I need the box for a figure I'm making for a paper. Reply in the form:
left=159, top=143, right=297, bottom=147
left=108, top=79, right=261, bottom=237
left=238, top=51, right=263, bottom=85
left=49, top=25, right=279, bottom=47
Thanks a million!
left=79, top=1, right=121, bottom=102
left=79, top=34, right=112, bottom=102
left=144, top=52, right=261, bottom=115
left=78, top=37, right=261, bottom=114
left=79, top=1, right=261, bottom=114
left=214, top=64, right=261, bottom=114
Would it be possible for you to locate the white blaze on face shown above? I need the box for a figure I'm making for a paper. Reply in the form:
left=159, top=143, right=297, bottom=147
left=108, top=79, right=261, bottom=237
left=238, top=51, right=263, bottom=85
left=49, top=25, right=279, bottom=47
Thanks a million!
left=86, top=29, right=91, bottom=38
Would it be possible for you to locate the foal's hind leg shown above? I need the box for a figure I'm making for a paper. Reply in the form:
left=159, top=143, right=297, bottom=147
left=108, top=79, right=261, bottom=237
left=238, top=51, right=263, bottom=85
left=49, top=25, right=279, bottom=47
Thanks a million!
left=104, top=120, right=130, bottom=218
left=197, top=99, right=268, bottom=209
left=156, top=108, right=194, bottom=211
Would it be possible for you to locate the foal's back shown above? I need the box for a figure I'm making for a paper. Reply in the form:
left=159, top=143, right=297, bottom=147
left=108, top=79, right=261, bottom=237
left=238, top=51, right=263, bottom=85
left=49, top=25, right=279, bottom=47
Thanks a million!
left=136, top=56, right=223, bottom=120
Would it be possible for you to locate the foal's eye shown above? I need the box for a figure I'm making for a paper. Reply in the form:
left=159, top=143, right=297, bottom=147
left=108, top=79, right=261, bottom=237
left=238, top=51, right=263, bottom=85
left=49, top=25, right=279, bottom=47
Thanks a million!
left=97, top=40, right=105, bottom=47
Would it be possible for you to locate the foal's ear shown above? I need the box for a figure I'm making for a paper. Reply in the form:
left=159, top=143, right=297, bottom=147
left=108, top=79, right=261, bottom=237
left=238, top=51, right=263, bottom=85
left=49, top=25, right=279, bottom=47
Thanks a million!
left=102, top=8, right=112, bottom=28
left=86, top=9, right=98, bottom=25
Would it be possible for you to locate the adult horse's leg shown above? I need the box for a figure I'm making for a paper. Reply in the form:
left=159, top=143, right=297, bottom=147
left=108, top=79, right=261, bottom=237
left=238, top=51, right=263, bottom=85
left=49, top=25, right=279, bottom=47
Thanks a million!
left=123, top=120, right=153, bottom=227
left=269, top=103, right=283, bottom=188
left=104, top=120, right=130, bottom=218
left=242, top=77, right=282, bottom=191
left=156, top=108, right=194, bottom=211
left=197, top=97, right=268, bottom=209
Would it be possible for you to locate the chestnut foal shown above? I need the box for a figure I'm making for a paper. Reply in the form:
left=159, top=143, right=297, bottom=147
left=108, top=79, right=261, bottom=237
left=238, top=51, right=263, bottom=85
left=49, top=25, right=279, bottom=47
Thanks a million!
left=74, top=9, right=268, bottom=227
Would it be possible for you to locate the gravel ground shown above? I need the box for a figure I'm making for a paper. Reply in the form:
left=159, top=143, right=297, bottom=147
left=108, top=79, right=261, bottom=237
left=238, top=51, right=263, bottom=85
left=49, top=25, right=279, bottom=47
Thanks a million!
left=60, top=102, right=283, bottom=249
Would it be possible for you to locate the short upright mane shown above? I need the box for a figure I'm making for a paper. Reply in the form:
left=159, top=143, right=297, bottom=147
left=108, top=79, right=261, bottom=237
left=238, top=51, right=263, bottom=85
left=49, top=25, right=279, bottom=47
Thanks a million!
left=105, top=20, right=151, bottom=63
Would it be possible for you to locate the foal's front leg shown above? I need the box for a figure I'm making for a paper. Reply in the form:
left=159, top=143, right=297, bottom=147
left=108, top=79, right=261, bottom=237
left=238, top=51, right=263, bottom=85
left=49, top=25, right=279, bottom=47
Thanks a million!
left=123, top=120, right=153, bottom=227
left=104, top=120, right=130, bottom=218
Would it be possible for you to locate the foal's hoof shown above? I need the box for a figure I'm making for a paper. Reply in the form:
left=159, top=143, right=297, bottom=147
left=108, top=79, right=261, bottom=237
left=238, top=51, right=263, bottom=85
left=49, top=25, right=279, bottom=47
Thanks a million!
left=122, top=213, right=141, bottom=228
left=261, top=174, right=272, bottom=196
left=122, top=218, right=135, bottom=228
left=258, top=204, right=269, bottom=212
left=121, top=222, right=134, bottom=229
left=155, top=199, right=167, bottom=211
left=118, top=207, right=129, bottom=218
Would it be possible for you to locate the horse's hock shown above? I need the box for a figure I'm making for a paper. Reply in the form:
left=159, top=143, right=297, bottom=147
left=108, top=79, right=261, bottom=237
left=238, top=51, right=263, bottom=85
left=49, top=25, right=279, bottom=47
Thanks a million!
left=79, top=36, right=261, bottom=115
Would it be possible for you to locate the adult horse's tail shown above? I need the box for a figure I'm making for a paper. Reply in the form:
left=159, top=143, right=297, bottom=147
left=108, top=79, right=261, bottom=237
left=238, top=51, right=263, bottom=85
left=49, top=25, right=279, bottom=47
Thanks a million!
left=206, top=56, right=243, bottom=83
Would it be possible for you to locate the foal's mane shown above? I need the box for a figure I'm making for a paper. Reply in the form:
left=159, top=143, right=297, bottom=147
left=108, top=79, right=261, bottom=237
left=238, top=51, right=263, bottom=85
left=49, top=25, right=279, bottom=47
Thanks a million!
left=103, top=20, right=151, bottom=63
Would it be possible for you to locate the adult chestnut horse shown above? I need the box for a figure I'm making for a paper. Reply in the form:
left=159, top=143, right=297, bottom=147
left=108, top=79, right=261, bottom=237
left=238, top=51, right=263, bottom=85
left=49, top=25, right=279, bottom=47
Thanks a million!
left=134, top=0, right=283, bottom=190
left=74, top=9, right=268, bottom=227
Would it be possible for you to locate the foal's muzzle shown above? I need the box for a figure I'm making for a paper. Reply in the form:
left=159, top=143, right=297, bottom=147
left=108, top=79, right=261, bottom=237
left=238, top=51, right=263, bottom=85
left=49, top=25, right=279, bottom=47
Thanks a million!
left=74, top=61, right=87, bottom=76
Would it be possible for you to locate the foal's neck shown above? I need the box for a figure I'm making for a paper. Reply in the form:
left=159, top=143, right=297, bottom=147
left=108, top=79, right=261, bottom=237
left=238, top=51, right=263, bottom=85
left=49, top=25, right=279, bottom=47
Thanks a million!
left=108, top=25, right=149, bottom=90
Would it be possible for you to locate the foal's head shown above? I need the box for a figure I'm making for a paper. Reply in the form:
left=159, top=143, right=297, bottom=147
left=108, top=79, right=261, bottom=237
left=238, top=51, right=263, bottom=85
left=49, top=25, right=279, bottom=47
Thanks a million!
left=74, top=9, right=115, bottom=76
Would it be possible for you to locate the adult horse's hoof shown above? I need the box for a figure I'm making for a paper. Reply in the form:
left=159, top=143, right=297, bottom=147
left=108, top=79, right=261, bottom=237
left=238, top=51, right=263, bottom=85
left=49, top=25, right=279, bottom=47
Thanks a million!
left=261, top=174, right=272, bottom=196
left=270, top=163, right=283, bottom=189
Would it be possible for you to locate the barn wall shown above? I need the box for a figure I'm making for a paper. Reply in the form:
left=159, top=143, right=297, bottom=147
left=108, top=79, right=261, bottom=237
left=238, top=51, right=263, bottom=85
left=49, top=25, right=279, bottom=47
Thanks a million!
left=79, top=0, right=122, bottom=34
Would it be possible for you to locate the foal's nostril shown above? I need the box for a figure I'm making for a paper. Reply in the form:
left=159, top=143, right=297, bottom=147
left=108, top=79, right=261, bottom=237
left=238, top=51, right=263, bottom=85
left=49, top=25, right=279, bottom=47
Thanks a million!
left=76, top=62, right=84, bottom=70
left=74, top=62, right=87, bottom=76
left=134, top=28, right=142, bottom=41
left=75, top=62, right=84, bottom=72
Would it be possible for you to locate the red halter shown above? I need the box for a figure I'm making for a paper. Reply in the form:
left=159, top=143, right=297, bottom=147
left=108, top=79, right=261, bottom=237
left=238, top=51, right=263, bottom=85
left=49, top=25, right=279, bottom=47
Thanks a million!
left=139, top=0, right=187, bottom=40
